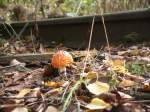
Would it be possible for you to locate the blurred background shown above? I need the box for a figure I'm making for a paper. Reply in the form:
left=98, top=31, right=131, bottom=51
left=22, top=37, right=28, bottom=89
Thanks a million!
left=0, top=0, right=150, bottom=21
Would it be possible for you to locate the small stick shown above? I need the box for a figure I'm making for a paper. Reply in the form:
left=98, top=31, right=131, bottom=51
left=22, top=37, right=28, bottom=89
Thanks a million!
left=0, top=65, right=18, bottom=71
left=0, top=96, right=37, bottom=99
left=0, top=104, right=24, bottom=109
left=30, top=29, right=36, bottom=53
left=61, top=82, right=71, bottom=102
left=129, top=100, right=150, bottom=103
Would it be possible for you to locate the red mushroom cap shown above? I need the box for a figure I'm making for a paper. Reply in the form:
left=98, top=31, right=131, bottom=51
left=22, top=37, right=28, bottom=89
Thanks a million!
left=51, top=50, right=73, bottom=69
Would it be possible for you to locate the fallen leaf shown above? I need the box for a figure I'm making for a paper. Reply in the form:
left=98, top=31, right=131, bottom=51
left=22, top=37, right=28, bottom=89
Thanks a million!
left=129, top=49, right=140, bottom=56
left=122, top=72, right=144, bottom=81
left=98, top=93, right=118, bottom=103
left=45, top=88, right=63, bottom=95
left=24, top=68, right=44, bottom=86
left=119, top=79, right=135, bottom=87
left=44, top=81, right=66, bottom=87
left=32, top=87, right=41, bottom=98
left=112, top=65, right=128, bottom=74
left=15, top=88, right=31, bottom=103
left=118, top=51, right=128, bottom=56
left=86, top=98, right=112, bottom=110
left=86, top=71, right=98, bottom=79
left=12, top=107, right=28, bottom=112
left=143, top=82, right=150, bottom=92
left=104, top=59, right=128, bottom=74
left=16, top=88, right=31, bottom=98
left=10, top=59, right=26, bottom=67
left=113, top=59, right=125, bottom=66
left=117, top=102, right=145, bottom=112
left=45, top=106, right=58, bottom=112
left=117, top=91, right=133, bottom=99
left=87, top=81, right=109, bottom=95
left=36, top=103, right=45, bottom=112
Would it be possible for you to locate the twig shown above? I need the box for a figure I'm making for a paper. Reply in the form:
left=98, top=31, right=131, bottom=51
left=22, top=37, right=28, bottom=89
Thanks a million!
left=2, top=23, right=12, bottom=37
left=18, top=22, right=29, bottom=38
left=61, top=82, right=71, bottom=102
left=129, top=100, right=150, bottom=103
left=0, top=63, right=31, bottom=72
left=34, top=0, right=39, bottom=38
left=82, top=16, right=95, bottom=74
left=0, top=104, right=24, bottom=109
left=74, top=93, right=81, bottom=112
left=6, top=23, right=18, bottom=38
left=0, top=96, right=37, bottom=99
left=75, top=0, right=83, bottom=15
left=40, top=0, right=46, bottom=18
left=99, top=7, right=111, bottom=59
left=30, top=30, right=36, bottom=53
left=5, top=22, right=29, bottom=41
left=27, top=100, right=44, bottom=106
left=0, top=64, right=18, bottom=71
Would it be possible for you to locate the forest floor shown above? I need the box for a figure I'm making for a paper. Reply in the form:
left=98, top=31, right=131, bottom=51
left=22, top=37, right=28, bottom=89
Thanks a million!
left=0, top=38, right=150, bottom=112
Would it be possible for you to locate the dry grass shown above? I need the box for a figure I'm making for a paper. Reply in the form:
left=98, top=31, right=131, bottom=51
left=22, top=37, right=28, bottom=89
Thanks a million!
left=95, top=0, right=150, bottom=14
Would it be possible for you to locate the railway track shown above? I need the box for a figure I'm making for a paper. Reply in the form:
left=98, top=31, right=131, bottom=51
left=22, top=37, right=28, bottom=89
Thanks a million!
left=0, top=9, right=150, bottom=49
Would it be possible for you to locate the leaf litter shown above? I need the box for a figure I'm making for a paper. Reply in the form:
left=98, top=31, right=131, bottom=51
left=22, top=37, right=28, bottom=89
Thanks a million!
left=0, top=39, right=150, bottom=112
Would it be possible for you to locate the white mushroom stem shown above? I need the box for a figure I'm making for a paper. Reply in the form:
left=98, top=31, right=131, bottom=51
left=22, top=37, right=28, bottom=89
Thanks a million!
left=59, top=67, right=68, bottom=80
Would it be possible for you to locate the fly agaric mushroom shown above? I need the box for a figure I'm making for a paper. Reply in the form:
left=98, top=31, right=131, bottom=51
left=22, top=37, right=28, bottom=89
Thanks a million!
left=51, top=50, right=73, bottom=75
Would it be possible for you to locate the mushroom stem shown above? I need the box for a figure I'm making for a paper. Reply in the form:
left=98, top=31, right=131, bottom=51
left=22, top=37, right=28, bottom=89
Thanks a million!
left=59, top=67, right=68, bottom=80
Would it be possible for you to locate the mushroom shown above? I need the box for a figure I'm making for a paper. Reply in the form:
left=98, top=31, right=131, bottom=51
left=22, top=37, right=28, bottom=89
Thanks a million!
left=51, top=50, right=73, bottom=76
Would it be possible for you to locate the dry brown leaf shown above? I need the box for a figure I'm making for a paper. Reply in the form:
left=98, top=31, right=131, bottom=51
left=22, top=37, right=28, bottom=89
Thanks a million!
left=86, top=98, right=112, bottom=110
left=113, top=59, right=125, bottom=66
left=119, top=79, right=135, bottom=87
left=129, top=49, right=140, bottom=56
left=87, top=81, right=109, bottom=95
left=118, top=102, right=145, bottom=112
left=122, top=73, right=144, bottom=81
left=143, top=82, right=150, bottom=92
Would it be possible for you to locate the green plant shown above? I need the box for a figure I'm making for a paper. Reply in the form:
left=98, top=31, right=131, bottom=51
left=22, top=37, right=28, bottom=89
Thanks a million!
left=126, top=61, right=145, bottom=75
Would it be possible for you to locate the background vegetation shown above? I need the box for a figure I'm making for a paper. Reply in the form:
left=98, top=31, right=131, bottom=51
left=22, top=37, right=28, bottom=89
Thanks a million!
left=0, top=0, right=150, bottom=21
